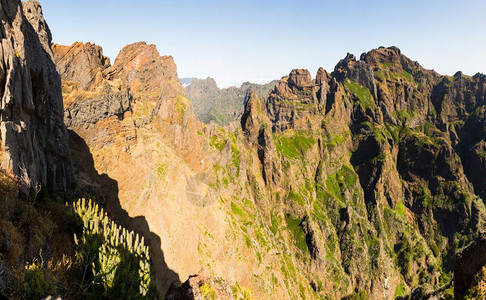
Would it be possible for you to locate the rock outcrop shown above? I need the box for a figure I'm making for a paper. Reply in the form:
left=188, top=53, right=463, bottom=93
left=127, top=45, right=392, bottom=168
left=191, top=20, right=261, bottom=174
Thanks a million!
left=52, top=42, right=131, bottom=128
left=266, top=68, right=327, bottom=132
left=165, top=270, right=234, bottom=300
left=455, top=232, right=486, bottom=299
left=53, top=41, right=209, bottom=295
left=241, top=90, right=282, bottom=186
left=0, top=0, right=73, bottom=192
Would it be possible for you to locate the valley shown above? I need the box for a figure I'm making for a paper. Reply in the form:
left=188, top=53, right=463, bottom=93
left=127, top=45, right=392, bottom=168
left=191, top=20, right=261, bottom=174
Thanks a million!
left=0, top=1, right=485, bottom=299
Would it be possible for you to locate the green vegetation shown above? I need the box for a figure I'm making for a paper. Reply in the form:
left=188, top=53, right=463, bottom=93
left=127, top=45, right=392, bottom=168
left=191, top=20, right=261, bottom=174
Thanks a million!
left=71, top=198, right=152, bottom=298
left=385, top=122, right=401, bottom=143
left=231, top=202, right=246, bottom=219
left=200, top=282, right=217, bottom=299
left=0, top=170, right=79, bottom=299
left=274, top=131, right=316, bottom=159
left=325, top=133, right=345, bottom=151
left=270, top=210, right=281, bottom=235
left=393, top=283, right=406, bottom=298
left=288, top=190, right=306, bottom=206
left=210, top=135, right=227, bottom=151
left=375, top=63, right=414, bottom=82
left=394, top=110, right=414, bottom=123
left=395, top=201, right=406, bottom=218
left=231, top=142, right=241, bottom=175
left=344, top=79, right=374, bottom=110
left=19, top=262, right=57, bottom=299
left=156, top=163, right=167, bottom=177
left=324, top=165, right=358, bottom=203
left=347, top=290, right=368, bottom=300
left=285, top=214, right=308, bottom=253
left=464, top=266, right=486, bottom=300
left=175, top=96, right=188, bottom=118
left=232, top=282, right=252, bottom=299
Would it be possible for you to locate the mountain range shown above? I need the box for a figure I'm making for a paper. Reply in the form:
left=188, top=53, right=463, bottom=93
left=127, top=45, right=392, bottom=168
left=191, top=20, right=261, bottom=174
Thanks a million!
left=0, top=1, right=486, bottom=299
left=184, top=77, right=278, bottom=125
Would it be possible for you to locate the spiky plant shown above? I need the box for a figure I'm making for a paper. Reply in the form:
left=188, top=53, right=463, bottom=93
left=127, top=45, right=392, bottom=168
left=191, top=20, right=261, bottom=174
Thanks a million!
left=70, top=198, right=152, bottom=297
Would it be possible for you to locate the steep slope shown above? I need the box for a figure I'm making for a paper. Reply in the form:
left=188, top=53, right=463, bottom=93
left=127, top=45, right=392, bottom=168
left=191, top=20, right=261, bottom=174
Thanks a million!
left=455, top=232, right=486, bottom=299
left=241, top=46, right=486, bottom=298
left=53, top=41, right=218, bottom=296
left=0, top=0, right=73, bottom=192
left=0, top=1, right=81, bottom=299
left=55, top=40, right=486, bottom=299
left=186, top=77, right=278, bottom=125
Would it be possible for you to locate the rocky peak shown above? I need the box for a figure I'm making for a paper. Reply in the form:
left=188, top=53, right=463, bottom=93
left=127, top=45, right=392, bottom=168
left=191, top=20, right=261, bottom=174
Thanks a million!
left=111, top=42, right=162, bottom=92
left=111, top=42, right=183, bottom=100
left=315, top=67, right=327, bottom=86
left=53, top=42, right=110, bottom=91
left=241, top=89, right=264, bottom=137
left=202, top=77, right=219, bottom=89
left=333, top=52, right=377, bottom=100
left=288, top=69, right=312, bottom=88
left=52, top=42, right=131, bottom=128
left=22, top=0, right=52, bottom=48
left=362, top=46, right=401, bottom=67
left=160, top=55, right=179, bottom=82
left=315, top=67, right=329, bottom=112
left=186, top=78, right=278, bottom=125
left=267, top=68, right=324, bottom=132
left=362, top=46, right=439, bottom=82
left=333, top=53, right=356, bottom=76
left=185, top=77, right=219, bottom=99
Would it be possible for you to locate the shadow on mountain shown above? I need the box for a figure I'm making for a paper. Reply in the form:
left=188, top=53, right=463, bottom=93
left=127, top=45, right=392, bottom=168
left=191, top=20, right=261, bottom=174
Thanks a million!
left=68, top=129, right=180, bottom=297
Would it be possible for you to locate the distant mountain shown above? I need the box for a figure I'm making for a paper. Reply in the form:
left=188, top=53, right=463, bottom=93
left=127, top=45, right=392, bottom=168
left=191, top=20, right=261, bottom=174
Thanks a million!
left=179, top=77, right=196, bottom=86
left=185, top=77, right=279, bottom=125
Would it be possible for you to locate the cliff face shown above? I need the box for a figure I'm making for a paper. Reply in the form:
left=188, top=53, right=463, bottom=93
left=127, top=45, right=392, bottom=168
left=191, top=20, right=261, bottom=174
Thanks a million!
left=235, top=46, right=486, bottom=299
left=53, top=41, right=212, bottom=295
left=266, top=68, right=328, bottom=132
left=54, top=36, right=486, bottom=299
left=0, top=0, right=73, bottom=192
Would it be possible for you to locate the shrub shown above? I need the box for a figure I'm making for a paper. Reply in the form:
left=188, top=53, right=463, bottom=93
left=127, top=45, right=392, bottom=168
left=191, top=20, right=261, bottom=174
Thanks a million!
left=70, top=198, right=152, bottom=298
left=19, top=262, right=57, bottom=299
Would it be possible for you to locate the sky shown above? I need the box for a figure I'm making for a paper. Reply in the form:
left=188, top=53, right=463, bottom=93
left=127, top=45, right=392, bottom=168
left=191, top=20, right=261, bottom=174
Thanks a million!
left=40, top=0, right=486, bottom=88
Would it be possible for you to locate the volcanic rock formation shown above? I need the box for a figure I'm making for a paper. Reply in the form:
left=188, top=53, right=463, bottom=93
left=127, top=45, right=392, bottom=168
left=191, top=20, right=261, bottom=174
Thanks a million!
left=0, top=0, right=73, bottom=192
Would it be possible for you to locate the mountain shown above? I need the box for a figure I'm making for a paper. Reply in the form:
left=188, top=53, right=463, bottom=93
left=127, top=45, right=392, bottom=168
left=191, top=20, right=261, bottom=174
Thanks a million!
left=185, top=77, right=278, bottom=125
left=1, top=1, right=486, bottom=299
left=179, top=77, right=196, bottom=86
left=56, top=41, right=486, bottom=299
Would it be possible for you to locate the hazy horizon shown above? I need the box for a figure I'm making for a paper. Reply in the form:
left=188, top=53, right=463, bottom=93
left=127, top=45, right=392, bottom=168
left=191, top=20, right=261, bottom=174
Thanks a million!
left=40, top=0, right=486, bottom=88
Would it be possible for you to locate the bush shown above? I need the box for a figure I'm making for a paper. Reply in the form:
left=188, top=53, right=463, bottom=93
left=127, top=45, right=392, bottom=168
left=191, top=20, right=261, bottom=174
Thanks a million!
left=70, top=198, right=152, bottom=298
left=19, top=262, right=57, bottom=299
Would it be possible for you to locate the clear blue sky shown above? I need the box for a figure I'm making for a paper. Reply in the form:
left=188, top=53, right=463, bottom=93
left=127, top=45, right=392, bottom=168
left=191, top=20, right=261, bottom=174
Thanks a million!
left=40, top=0, right=486, bottom=88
